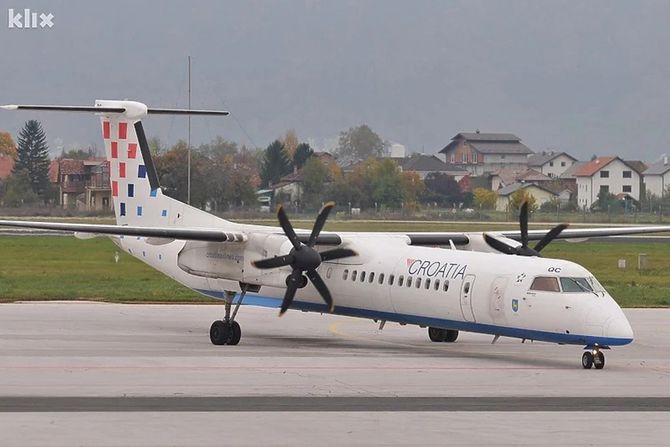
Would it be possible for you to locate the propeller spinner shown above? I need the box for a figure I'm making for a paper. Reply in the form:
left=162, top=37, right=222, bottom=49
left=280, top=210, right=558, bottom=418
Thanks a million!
left=484, top=201, right=568, bottom=257
left=252, top=202, right=357, bottom=315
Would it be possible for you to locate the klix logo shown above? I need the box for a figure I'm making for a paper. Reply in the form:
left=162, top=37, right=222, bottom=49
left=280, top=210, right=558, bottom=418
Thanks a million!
left=7, top=8, right=54, bottom=29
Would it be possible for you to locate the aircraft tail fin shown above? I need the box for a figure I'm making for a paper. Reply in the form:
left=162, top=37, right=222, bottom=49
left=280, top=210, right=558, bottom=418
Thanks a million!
left=3, top=100, right=230, bottom=228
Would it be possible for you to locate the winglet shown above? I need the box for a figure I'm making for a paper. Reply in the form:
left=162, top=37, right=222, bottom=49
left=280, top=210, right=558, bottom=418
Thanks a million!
left=0, top=105, right=18, bottom=110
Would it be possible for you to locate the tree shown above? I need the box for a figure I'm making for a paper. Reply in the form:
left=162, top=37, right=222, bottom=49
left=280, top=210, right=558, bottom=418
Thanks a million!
left=293, top=142, right=314, bottom=169
left=14, top=120, right=51, bottom=198
left=400, top=171, right=425, bottom=208
left=154, top=140, right=208, bottom=207
left=148, top=136, right=165, bottom=156
left=60, top=148, right=95, bottom=160
left=301, top=157, right=331, bottom=208
left=473, top=188, right=497, bottom=210
left=422, top=172, right=463, bottom=206
left=282, top=129, right=299, bottom=159
left=367, top=158, right=404, bottom=208
left=336, top=125, right=384, bottom=161
left=198, top=136, right=238, bottom=158
left=260, top=140, right=292, bottom=187
left=509, top=189, right=538, bottom=212
left=2, top=169, right=38, bottom=207
left=0, top=132, right=17, bottom=158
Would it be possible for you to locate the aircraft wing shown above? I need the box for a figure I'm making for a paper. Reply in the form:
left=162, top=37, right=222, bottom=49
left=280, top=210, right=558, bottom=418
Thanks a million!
left=0, top=220, right=247, bottom=242
left=396, top=225, right=670, bottom=246
left=501, top=226, right=670, bottom=241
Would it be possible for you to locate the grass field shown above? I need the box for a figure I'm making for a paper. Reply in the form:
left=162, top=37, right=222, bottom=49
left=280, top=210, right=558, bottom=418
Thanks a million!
left=0, top=221, right=669, bottom=307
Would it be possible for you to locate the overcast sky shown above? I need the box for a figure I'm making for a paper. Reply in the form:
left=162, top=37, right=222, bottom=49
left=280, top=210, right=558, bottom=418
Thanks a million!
left=1, top=0, right=669, bottom=161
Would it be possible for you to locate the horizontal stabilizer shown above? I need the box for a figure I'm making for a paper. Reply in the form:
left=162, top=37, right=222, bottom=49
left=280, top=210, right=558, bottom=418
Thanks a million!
left=1, top=102, right=229, bottom=118
left=0, top=220, right=247, bottom=243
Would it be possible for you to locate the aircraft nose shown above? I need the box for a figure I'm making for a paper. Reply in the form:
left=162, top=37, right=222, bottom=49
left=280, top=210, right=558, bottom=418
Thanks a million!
left=606, top=316, right=634, bottom=342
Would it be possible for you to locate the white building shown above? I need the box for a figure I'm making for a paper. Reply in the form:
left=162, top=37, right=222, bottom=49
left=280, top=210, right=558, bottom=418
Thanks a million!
left=495, top=182, right=558, bottom=212
left=643, top=156, right=670, bottom=198
left=527, top=151, right=577, bottom=178
left=575, top=157, right=645, bottom=209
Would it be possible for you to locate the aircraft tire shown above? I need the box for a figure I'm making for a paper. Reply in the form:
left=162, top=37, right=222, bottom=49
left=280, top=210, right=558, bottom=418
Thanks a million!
left=443, top=329, right=459, bottom=343
left=228, top=321, right=242, bottom=345
left=582, top=351, right=594, bottom=369
left=210, top=320, right=231, bottom=345
left=594, top=351, right=605, bottom=369
left=428, top=327, right=447, bottom=342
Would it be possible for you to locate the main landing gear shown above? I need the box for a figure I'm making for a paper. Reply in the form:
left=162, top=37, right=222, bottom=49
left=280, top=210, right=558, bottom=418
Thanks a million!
left=210, top=286, right=248, bottom=346
left=428, top=327, right=459, bottom=343
left=582, top=346, right=606, bottom=370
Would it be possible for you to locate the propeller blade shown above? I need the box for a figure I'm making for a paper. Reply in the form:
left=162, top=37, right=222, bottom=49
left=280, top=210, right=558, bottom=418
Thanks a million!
left=319, top=247, right=357, bottom=262
left=308, top=202, right=335, bottom=247
left=519, top=201, right=529, bottom=248
left=483, top=233, right=517, bottom=255
left=533, top=223, right=569, bottom=253
left=279, top=270, right=302, bottom=316
left=305, top=269, right=334, bottom=313
left=253, top=254, right=294, bottom=269
left=277, top=205, right=301, bottom=251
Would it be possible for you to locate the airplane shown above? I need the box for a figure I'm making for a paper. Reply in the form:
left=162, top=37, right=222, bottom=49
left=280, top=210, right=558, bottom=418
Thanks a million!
left=2, top=100, right=669, bottom=370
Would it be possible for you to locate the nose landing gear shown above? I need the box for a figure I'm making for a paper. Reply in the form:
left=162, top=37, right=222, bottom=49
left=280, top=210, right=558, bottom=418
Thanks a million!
left=582, top=346, right=606, bottom=370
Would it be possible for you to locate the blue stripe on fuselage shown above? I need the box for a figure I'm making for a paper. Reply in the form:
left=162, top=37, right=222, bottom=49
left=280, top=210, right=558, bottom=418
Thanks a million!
left=195, top=289, right=633, bottom=347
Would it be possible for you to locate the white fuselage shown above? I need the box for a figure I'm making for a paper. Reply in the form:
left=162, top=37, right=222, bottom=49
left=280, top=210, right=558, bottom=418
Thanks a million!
left=115, top=223, right=634, bottom=348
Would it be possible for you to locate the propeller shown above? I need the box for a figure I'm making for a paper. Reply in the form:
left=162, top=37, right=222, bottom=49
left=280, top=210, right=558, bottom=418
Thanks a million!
left=252, top=202, right=357, bottom=315
left=484, top=201, right=568, bottom=257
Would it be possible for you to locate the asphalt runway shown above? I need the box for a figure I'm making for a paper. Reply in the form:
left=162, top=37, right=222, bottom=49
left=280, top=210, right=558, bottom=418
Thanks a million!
left=1, top=302, right=670, bottom=446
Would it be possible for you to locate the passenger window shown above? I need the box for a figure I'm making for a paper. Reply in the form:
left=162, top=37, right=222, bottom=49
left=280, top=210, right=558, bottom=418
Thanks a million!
left=352, top=270, right=358, bottom=281
left=360, top=271, right=366, bottom=282
left=443, top=281, right=449, bottom=292
left=326, top=267, right=332, bottom=279
left=530, top=276, right=560, bottom=292
left=369, top=272, right=375, bottom=283
left=416, top=277, right=422, bottom=288
left=434, top=279, right=440, bottom=291
left=407, top=276, right=413, bottom=288
left=379, top=273, right=385, bottom=284
left=425, top=278, right=431, bottom=290
left=398, top=275, right=404, bottom=286
left=343, top=269, right=349, bottom=280
left=389, top=274, right=395, bottom=286
left=464, top=282, right=470, bottom=294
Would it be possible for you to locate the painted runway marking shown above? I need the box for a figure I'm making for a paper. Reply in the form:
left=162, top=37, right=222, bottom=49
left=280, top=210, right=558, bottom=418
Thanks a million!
left=1, top=396, right=670, bottom=412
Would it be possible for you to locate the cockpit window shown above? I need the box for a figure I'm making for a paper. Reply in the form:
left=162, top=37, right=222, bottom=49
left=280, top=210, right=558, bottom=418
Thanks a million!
left=586, top=276, right=606, bottom=294
left=530, top=276, right=560, bottom=292
left=560, top=277, right=594, bottom=293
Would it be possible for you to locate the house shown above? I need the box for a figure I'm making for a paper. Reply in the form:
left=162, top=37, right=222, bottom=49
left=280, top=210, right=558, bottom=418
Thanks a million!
left=527, top=151, right=577, bottom=178
left=574, top=157, right=646, bottom=209
left=0, top=155, right=15, bottom=180
left=269, top=152, right=339, bottom=204
left=439, top=132, right=534, bottom=176
left=395, top=154, right=468, bottom=180
left=491, top=168, right=552, bottom=191
left=53, top=158, right=112, bottom=210
left=643, top=156, right=670, bottom=198
left=495, top=182, right=559, bottom=212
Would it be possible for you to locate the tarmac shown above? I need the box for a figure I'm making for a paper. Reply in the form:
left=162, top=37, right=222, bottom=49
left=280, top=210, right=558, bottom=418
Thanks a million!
left=1, top=302, right=670, bottom=446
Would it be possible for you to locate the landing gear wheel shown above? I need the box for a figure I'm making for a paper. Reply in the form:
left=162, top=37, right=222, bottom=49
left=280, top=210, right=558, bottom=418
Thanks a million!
left=210, top=320, right=231, bottom=345
left=428, top=328, right=459, bottom=343
left=593, top=351, right=605, bottom=370
left=582, top=351, right=594, bottom=369
left=228, top=321, right=242, bottom=346
left=428, top=327, right=447, bottom=342
left=443, top=329, right=459, bottom=343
